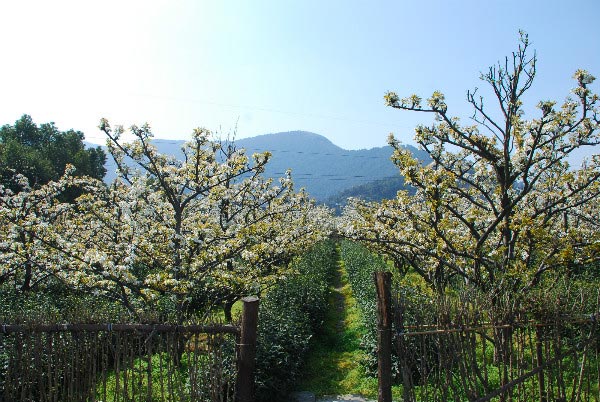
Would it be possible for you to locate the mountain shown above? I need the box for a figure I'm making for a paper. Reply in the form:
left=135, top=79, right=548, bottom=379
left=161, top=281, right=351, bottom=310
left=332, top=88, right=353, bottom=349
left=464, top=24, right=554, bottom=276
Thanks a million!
left=235, top=131, right=430, bottom=201
left=96, top=131, right=427, bottom=202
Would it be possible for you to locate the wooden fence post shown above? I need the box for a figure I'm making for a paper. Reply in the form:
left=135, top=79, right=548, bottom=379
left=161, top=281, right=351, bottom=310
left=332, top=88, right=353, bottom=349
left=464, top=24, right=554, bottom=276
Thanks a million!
left=374, top=271, right=393, bottom=402
left=535, top=327, right=547, bottom=402
left=236, top=296, right=259, bottom=402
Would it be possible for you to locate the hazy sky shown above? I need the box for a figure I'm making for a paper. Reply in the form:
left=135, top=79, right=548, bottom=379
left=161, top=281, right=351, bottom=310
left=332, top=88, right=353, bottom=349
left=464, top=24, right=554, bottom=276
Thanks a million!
left=1, top=0, right=598, bottom=150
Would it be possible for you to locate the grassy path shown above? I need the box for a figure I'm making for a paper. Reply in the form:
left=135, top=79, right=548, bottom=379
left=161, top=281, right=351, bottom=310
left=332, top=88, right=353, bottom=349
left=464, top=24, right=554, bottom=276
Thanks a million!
left=295, top=247, right=378, bottom=398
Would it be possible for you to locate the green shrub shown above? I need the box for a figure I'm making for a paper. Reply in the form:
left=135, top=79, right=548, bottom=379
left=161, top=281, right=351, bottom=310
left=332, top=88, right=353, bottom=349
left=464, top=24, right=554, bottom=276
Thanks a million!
left=339, top=240, right=385, bottom=376
left=0, top=281, right=132, bottom=324
left=254, top=240, right=337, bottom=401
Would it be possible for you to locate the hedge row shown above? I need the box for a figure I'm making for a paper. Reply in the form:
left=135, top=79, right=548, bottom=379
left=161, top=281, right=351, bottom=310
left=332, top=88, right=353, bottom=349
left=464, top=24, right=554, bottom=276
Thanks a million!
left=254, top=239, right=337, bottom=401
left=338, top=240, right=388, bottom=376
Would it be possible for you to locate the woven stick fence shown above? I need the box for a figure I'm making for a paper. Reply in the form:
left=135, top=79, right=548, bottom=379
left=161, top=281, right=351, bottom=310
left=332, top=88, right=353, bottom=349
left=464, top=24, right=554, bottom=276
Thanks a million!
left=373, top=272, right=600, bottom=402
left=0, top=298, right=259, bottom=402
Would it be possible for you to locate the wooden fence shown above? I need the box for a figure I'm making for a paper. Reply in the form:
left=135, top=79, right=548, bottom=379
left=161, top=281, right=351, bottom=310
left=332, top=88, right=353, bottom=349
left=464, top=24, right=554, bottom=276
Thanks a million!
left=0, top=296, right=259, bottom=402
left=373, top=272, right=600, bottom=402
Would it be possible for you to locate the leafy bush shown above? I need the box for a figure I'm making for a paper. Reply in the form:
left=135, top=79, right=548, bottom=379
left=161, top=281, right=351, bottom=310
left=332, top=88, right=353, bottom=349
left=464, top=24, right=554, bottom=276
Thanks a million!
left=254, top=240, right=337, bottom=401
left=338, top=240, right=386, bottom=376
left=0, top=281, right=132, bottom=324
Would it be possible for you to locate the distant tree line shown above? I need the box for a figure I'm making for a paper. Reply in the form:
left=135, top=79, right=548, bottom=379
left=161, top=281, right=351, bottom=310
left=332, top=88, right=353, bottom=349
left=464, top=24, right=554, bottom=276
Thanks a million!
left=0, top=114, right=106, bottom=193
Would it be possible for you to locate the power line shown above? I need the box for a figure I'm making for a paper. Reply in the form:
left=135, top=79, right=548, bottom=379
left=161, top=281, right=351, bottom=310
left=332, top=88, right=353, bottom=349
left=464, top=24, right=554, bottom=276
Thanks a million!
left=129, top=92, right=418, bottom=131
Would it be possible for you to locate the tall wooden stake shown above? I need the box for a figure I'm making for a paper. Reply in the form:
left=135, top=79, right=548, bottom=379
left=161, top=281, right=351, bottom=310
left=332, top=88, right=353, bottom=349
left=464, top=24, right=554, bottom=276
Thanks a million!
left=236, top=296, right=259, bottom=402
left=374, top=271, right=392, bottom=402
left=535, top=327, right=547, bottom=402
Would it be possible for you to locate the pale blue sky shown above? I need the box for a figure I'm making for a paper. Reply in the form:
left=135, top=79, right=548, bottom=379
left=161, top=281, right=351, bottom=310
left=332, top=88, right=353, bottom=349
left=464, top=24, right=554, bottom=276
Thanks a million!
left=0, top=0, right=598, bottom=150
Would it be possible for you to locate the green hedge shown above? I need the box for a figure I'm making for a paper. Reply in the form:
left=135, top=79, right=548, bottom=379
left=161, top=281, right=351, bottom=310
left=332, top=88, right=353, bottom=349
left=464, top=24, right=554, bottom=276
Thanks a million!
left=255, top=239, right=337, bottom=401
left=339, top=240, right=387, bottom=376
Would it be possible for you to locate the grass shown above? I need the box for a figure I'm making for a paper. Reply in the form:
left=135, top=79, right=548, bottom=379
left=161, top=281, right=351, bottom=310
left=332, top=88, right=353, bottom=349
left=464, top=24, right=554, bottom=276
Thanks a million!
left=295, top=255, right=374, bottom=397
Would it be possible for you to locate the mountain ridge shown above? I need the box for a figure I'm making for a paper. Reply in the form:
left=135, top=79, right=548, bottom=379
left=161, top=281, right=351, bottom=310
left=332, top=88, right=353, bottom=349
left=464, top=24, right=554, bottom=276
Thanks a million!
left=92, top=131, right=425, bottom=201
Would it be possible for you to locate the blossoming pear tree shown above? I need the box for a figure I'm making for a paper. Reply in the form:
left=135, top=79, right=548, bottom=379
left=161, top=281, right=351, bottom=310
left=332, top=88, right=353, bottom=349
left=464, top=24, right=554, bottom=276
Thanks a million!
left=1, top=120, right=331, bottom=321
left=343, top=32, right=599, bottom=301
left=63, top=120, right=331, bottom=320
left=0, top=171, right=76, bottom=293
